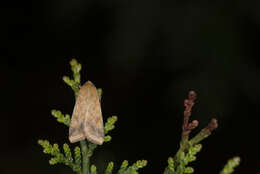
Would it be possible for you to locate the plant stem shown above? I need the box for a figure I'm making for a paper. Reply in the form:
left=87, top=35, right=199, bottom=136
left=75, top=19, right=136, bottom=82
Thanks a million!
left=174, top=134, right=188, bottom=163
left=189, top=118, right=218, bottom=146
left=180, top=134, right=189, bottom=151
left=72, top=83, right=89, bottom=174
left=189, top=128, right=210, bottom=146
left=80, top=140, right=90, bottom=174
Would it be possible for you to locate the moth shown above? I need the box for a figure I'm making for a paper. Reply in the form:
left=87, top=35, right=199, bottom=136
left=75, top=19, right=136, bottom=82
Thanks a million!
left=69, top=81, right=104, bottom=145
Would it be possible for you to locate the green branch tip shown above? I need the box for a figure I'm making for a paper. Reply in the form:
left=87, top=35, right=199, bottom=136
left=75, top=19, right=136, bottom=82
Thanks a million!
left=122, top=160, right=147, bottom=174
left=121, top=160, right=129, bottom=169
left=189, top=128, right=211, bottom=146
left=118, top=160, right=147, bottom=174
left=38, top=140, right=52, bottom=154
left=70, top=59, right=82, bottom=72
left=188, top=144, right=202, bottom=156
left=70, top=59, right=81, bottom=84
left=98, top=88, right=103, bottom=100
left=184, top=167, right=194, bottom=174
left=184, top=144, right=202, bottom=165
left=118, top=160, right=129, bottom=174
left=63, top=59, right=82, bottom=96
left=63, top=144, right=73, bottom=164
left=38, top=140, right=81, bottom=173
left=51, top=109, right=70, bottom=126
left=90, top=165, right=97, bottom=174
left=135, top=160, right=148, bottom=168
left=104, top=135, right=112, bottom=142
left=105, top=162, right=114, bottom=174
left=63, top=75, right=80, bottom=96
left=74, top=146, right=82, bottom=172
left=167, top=157, right=175, bottom=172
left=104, top=116, right=118, bottom=134
left=63, top=76, right=75, bottom=87
left=220, top=157, right=240, bottom=174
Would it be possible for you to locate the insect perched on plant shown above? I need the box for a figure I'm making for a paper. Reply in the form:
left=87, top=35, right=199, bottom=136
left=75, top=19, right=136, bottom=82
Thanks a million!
left=69, top=81, right=104, bottom=145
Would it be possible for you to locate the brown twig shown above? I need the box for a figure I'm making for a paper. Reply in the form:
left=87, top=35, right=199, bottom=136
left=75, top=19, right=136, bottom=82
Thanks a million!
left=180, top=91, right=199, bottom=152
left=189, top=118, right=218, bottom=146
left=182, top=91, right=198, bottom=136
left=164, top=90, right=219, bottom=174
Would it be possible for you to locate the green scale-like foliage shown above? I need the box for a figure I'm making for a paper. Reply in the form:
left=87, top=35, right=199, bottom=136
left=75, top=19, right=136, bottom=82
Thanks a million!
left=38, top=140, right=81, bottom=173
left=38, top=59, right=241, bottom=174
left=220, top=157, right=240, bottom=174
left=38, top=59, right=147, bottom=174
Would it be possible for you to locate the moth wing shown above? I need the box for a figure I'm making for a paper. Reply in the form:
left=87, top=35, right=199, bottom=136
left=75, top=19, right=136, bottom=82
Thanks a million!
left=83, top=81, right=104, bottom=145
left=69, top=82, right=90, bottom=143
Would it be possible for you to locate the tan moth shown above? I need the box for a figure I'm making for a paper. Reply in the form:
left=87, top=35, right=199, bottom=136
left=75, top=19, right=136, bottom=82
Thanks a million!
left=69, top=81, right=104, bottom=145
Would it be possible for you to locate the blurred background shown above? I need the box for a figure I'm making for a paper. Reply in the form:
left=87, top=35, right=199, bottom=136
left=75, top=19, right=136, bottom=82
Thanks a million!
left=1, top=0, right=260, bottom=174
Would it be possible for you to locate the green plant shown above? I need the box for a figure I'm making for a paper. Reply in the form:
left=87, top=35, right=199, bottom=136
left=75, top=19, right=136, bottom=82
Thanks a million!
left=38, top=59, right=147, bottom=174
left=162, top=91, right=240, bottom=174
left=38, top=59, right=240, bottom=174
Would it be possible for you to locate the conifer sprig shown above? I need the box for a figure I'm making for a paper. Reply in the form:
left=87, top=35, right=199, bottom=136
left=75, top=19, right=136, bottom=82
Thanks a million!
left=220, top=157, right=240, bottom=174
left=38, top=58, right=241, bottom=174
left=38, top=59, right=146, bottom=174
left=63, top=59, right=81, bottom=96
left=51, top=109, right=70, bottom=127
left=38, top=140, right=81, bottom=174
left=117, top=160, right=148, bottom=174
left=163, top=90, right=239, bottom=174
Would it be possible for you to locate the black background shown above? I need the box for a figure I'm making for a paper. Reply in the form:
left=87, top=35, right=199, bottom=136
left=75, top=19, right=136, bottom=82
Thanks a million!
left=1, top=0, right=260, bottom=174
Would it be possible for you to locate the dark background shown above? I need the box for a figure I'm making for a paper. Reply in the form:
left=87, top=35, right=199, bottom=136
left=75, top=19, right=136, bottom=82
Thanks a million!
left=1, top=0, right=260, bottom=174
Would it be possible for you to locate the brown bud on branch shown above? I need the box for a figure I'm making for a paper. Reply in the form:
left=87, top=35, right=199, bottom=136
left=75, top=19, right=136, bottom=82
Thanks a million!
left=206, top=118, right=218, bottom=132
left=182, top=91, right=198, bottom=136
